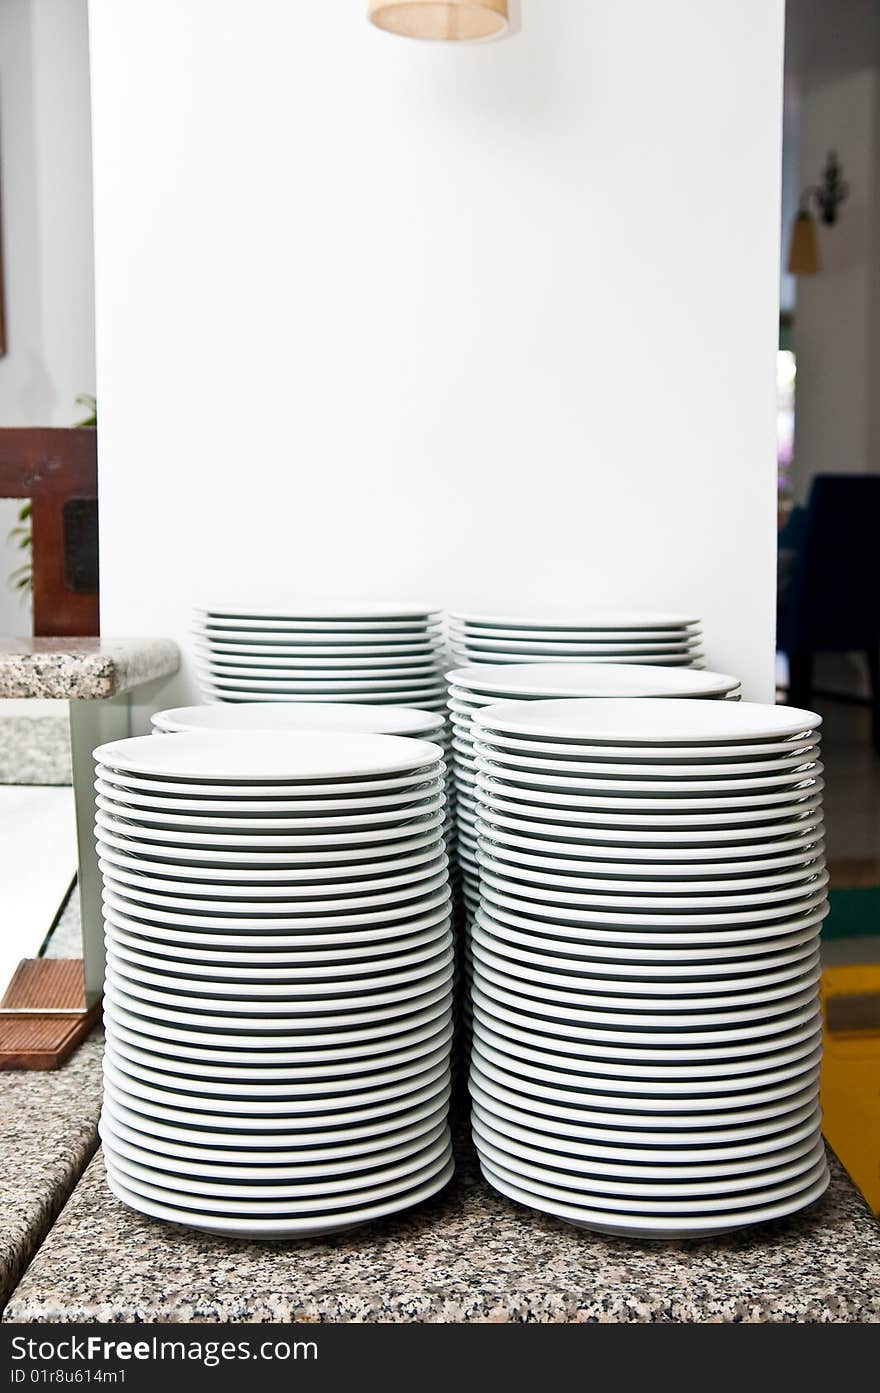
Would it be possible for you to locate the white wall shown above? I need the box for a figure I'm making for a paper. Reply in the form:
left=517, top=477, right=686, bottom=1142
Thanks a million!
left=792, top=66, right=879, bottom=499
left=0, top=0, right=95, bottom=635
left=91, top=0, right=784, bottom=716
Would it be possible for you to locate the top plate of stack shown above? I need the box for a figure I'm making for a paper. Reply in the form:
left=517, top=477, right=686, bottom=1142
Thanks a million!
left=448, top=609, right=703, bottom=667
left=194, top=604, right=447, bottom=710
left=152, top=702, right=446, bottom=739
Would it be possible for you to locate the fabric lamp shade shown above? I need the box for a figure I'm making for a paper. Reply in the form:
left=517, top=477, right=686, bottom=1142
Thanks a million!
left=368, top=1, right=509, bottom=41
left=788, top=211, right=820, bottom=276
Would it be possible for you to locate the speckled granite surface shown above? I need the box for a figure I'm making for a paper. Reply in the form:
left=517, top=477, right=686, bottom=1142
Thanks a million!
left=4, top=1127, right=878, bottom=1323
left=0, top=717, right=71, bottom=785
left=0, top=1029, right=103, bottom=1314
left=0, top=640, right=179, bottom=700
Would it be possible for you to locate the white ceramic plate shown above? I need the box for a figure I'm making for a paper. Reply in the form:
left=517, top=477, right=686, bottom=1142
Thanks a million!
left=476, top=902, right=828, bottom=952
left=448, top=636, right=700, bottom=654
left=105, top=912, right=452, bottom=963
left=476, top=804, right=824, bottom=846
left=103, top=1053, right=451, bottom=1117
left=471, top=923, right=821, bottom=992
left=106, top=1005, right=452, bottom=1073
left=106, top=915, right=452, bottom=972
left=448, top=624, right=697, bottom=642
left=105, top=1155, right=454, bottom=1239
left=100, top=1095, right=448, bottom=1170
left=102, top=1073, right=452, bottom=1148
left=95, top=790, right=446, bottom=830
left=95, top=837, right=444, bottom=883
left=106, top=947, right=455, bottom=1013
left=99, top=855, right=448, bottom=906
left=97, top=764, right=446, bottom=798
left=153, top=703, right=445, bottom=737
left=478, top=881, right=827, bottom=929
left=472, top=1026, right=822, bottom=1097
left=100, top=1111, right=450, bottom=1183
left=476, top=859, right=828, bottom=911
left=197, top=602, right=441, bottom=621
left=95, top=777, right=445, bottom=817
left=95, top=821, right=444, bottom=866
left=192, top=644, right=441, bottom=669
left=472, top=1010, right=821, bottom=1079
left=195, top=667, right=446, bottom=692
left=103, top=974, right=455, bottom=1044
left=476, top=1141, right=826, bottom=1215
left=470, top=1056, right=820, bottom=1125
left=474, top=817, right=825, bottom=865
left=477, top=840, right=826, bottom=889
left=105, top=1140, right=452, bottom=1215
left=103, top=1127, right=452, bottom=1201
left=475, top=767, right=823, bottom=808
left=469, top=1072, right=819, bottom=1148
left=102, top=884, right=452, bottom=931
left=200, top=684, right=448, bottom=707
left=102, top=876, right=451, bottom=926
left=472, top=1118, right=824, bottom=1196
left=451, top=650, right=702, bottom=668
left=470, top=1097, right=822, bottom=1169
left=100, top=1104, right=449, bottom=1176
left=449, top=609, right=699, bottom=629
left=470, top=745, right=818, bottom=781
left=105, top=980, right=453, bottom=1053
left=471, top=948, right=822, bottom=1018
left=96, top=731, right=444, bottom=782
left=465, top=731, right=819, bottom=762
left=197, top=635, right=444, bottom=652
left=473, top=698, right=819, bottom=746
left=95, top=807, right=446, bottom=850
left=470, top=983, right=821, bottom=1057
left=105, top=1035, right=452, bottom=1099
left=472, top=965, right=820, bottom=1035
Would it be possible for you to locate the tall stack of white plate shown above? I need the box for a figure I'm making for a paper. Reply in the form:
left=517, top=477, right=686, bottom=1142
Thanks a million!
left=448, top=610, right=704, bottom=667
left=468, top=698, right=829, bottom=1238
left=93, top=730, right=454, bottom=1239
left=193, top=604, right=447, bottom=711
left=447, top=664, right=742, bottom=924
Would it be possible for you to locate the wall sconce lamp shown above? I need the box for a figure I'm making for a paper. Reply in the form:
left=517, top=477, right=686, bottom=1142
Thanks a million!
left=787, top=151, right=849, bottom=276
left=367, top=1, right=509, bottom=41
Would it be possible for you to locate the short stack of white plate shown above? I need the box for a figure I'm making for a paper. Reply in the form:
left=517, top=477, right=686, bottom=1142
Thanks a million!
left=447, top=664, right=742, bottom=924
left=93, top=730, right=454, bottom=1239
left=150, top=702, right=458, bottom=895
left=193, top=604, right=447, bottom=711
left=467, top=698, right=829, bottom=1238
left=448, top=610, right=704, bottom=667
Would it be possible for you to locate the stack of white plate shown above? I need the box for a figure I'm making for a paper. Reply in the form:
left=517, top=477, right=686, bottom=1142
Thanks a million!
left=448, top=610, right=704, bottom=667
left=468, top=697, right=829, bottom=1238
left=447, top=664, right=742, bottom=923
left=193, top=604, right=447, bottom=711
left=93, top=730, right=454, bottom=1239
left=150, top=703, right=457, bottom=890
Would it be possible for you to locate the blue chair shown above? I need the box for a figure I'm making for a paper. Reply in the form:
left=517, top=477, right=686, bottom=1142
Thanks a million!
left=779, top=474, right=880, bottom=754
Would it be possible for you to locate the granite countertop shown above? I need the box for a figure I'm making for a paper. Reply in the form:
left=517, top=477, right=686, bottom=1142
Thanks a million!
left=0, top=639, right=179, bottom=700
left=0, top=1028, right=103, bottom=1313
left=5, top=1123, right=879, bottom=1323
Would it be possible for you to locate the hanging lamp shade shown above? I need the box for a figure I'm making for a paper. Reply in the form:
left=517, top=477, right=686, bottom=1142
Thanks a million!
left=788, top=210, right=820, bottom=276
left=368, top=0, right=509, bottom=41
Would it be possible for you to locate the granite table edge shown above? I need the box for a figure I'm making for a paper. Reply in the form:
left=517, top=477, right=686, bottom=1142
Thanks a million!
left=0, top=640, right=179, bottom=701
left=0, top=1029, right=104, bottom=1315
left=5, top=1139, right=879, bottom=1324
